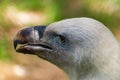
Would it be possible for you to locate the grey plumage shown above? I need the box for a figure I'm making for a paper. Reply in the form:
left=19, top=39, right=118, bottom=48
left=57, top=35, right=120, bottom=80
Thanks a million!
left=14, top=18, right=120, bottom=80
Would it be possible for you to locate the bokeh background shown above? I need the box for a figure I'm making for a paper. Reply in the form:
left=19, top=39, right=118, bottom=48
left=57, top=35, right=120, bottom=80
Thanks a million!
left=0, top=0, right=120, bottom=80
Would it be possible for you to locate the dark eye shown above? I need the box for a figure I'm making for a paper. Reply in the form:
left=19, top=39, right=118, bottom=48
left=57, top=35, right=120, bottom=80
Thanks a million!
left=59, top=35, right=66, bottom=44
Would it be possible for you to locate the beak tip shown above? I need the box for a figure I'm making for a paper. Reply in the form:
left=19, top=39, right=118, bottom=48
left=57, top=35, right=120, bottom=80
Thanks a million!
left=13, top=40, right=18, bottom=50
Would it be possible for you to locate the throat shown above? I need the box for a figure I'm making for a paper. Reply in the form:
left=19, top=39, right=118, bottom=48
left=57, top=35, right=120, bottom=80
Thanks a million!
left=64, top=67, right=79, bottom=80
left=63, top=66, right=118, bottom=80
left=63, top=67, right=95, bottom=80
left=61, top=59, right=96, bottom=80
left=62, top=63, right=113, bottom=80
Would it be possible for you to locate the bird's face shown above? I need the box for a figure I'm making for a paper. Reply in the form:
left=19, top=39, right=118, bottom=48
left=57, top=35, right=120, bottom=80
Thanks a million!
left=14, top=25, right=81, bottom=69
left=13, top=18, right=100, bottom=70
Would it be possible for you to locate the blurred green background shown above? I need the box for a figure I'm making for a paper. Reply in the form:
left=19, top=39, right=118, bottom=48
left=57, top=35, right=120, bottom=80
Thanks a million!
left=0, top=0, right=120, bottom=80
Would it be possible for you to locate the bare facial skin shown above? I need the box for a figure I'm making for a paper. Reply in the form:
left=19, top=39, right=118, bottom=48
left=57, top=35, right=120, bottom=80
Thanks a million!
left=14, top=18, right=120, bottom=80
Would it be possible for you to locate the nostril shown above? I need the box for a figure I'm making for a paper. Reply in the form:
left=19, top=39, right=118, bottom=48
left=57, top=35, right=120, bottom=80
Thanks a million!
left=34, top=26, right=46, bottom=38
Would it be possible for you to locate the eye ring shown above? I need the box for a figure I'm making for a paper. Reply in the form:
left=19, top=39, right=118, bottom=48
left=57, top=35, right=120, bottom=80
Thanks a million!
left=59, top=35, right=65, bottom=44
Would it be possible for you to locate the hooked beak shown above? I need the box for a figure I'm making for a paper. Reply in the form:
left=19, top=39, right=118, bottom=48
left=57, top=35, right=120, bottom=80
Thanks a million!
left=13, top=26, right=52, bottom=54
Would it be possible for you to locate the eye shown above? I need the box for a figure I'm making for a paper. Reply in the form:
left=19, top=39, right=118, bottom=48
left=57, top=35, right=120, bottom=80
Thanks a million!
left=59, top=35, right=66, bottom=44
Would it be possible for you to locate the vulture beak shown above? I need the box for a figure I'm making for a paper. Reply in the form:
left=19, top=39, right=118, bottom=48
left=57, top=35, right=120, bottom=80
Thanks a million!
left=13, top=26, right=52, bottom=54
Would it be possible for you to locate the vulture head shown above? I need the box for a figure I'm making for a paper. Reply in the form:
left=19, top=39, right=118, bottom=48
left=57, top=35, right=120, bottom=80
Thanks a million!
left=13, top=18, right=120, bottom=80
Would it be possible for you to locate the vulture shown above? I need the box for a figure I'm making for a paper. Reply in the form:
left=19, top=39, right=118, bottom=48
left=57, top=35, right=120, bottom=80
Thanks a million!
left=13, top=18, right=120, bottom=80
